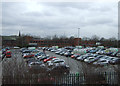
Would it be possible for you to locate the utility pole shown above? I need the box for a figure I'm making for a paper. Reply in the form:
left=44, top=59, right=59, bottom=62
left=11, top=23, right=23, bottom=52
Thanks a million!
left=78, top=28, right=80, bottom=46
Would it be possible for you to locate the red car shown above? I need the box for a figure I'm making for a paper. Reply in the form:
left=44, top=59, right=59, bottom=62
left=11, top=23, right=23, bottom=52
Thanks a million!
left=6, top=50, right=11, bottom=58
left=23, top=53, right=34, bottom=58
left=44, top=57, right=56, bottom=63
left=71, top=54, right=80, bottom=59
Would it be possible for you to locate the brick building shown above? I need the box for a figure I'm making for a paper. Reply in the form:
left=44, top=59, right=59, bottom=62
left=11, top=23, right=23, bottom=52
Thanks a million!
left=29, top=38, right=96, bottom=47
left=2, top=34, right=96, bottom=47
left=30, top=38, right=77, bottom=47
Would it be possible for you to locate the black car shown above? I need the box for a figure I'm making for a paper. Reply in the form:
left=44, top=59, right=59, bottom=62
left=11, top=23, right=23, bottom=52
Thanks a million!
left=39, top=56, right=49, bottom=61
left=22, top=50, right=32, bottom=53
left=76, top=55, right=89, bottom=61
left=109, top=58, right=120, bottom=65
left=88, top=55, right=104, bottom=63
left=64, top=52, right=72, bottom=57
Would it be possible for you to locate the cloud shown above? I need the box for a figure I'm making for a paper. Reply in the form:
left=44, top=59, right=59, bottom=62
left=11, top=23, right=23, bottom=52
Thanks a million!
left=2, top=2, right=118, bottom=38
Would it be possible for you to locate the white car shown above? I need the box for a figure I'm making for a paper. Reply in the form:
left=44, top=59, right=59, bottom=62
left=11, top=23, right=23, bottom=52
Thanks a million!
left=53, top=59, right=66, bottom=66
left=47, top=61, right=54, bottom=67
left=23, top=53, right=30, bottom=57
left=52, top=58, right=60, bottom=61
left=93, top=59, right=109, bottom=66
left=84, top=57, right=95, bottom=63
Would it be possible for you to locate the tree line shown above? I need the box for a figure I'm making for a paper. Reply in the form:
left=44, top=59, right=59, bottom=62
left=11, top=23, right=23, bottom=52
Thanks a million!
left=17, top=34, right=119, bottom=48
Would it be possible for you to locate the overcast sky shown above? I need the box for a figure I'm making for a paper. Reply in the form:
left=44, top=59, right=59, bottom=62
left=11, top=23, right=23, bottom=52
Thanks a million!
left=2, top=2, right=118, bottom=39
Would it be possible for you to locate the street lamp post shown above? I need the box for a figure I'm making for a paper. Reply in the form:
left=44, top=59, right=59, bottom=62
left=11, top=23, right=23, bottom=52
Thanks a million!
left=78, top=28, right=80, bottom=46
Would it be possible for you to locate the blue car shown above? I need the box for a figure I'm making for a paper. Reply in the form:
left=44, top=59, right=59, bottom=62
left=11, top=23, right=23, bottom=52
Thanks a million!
left=35, top=52, right=45, bottom=57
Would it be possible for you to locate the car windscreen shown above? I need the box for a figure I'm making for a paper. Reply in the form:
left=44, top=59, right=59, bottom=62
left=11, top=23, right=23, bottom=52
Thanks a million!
left=6, top=53, right=11, bottom=55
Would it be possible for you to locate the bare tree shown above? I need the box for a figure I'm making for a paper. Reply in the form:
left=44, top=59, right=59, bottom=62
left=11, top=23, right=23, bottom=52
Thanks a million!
left=91, top=35, right=100, bottom=41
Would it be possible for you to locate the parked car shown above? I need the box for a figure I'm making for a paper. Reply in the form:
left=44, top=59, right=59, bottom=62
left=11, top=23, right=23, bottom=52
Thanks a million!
left=5, top=47, right=10, bottom=51
left=64, top=52, right=72, bottom=57
left=55, top=51, right=62, bottom=54
left=25, top=57, right=37, bottom=64
left=106, top=52, right=113, bottom=56
left=116, top=52, right=120, bottom=57
left=52, top=58, right=60, bottom=61
left=53, top=59, right=66, bottom=66
left=47, top=61, right=54, bottom=67
left=35, top=52, right=45, bottom=57
left=89, top=49, right=98, bottom=53
left=23, top=53, right=34, bottom=58
left=84, top=57, right=95, bottom=63
left=20, top=48, right=26, bottom=52
left=76, top=55, right=89, bottom=61
left=43, top=57, right=56, bottom=63
left=22, top=50, right=32, bottom=54
left=109, top=58, right=120, bottom=65
left=51, top=49, right=57, bottom=52
left=60, top=51, right=66, bottom=56
left=48, top=48, right=53, bottom=51
left=71, top=54, right=80, bottom=59
left=87, top=55, right=104, bottom=63
left=28, top=61, right=47, bottom=73
left=39, top=56, right=49, bottom=61
left=110, top=52, right=118, bottom=57
left=93, top=59, right=109, bottom=66
left=5, top=50, right=11, bottom=58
